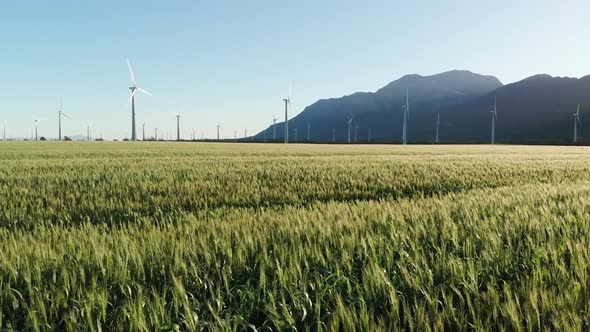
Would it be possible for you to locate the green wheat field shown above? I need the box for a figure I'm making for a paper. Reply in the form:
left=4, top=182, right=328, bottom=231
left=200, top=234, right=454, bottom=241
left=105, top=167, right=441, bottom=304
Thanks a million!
left=1, top=142, right=590, bottom=331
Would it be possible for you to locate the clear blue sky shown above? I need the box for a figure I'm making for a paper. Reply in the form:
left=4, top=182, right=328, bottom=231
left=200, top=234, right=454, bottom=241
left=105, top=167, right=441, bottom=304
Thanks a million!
left=1, top=0, right=589, bottom=139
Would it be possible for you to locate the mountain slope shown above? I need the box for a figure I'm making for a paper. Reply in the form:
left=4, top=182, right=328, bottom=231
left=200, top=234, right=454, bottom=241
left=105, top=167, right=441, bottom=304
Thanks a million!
left=255, top=71, right=590, bottom=144
left=255, top=70, right=503, bottom=142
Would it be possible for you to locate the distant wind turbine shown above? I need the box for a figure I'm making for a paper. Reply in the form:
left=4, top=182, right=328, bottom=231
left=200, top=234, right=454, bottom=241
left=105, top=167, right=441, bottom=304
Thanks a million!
left=33, top=119, right=45, bottom=141
left=354, top=124, right=359, bottom=143
left=283, top=84, right=292, bottom=144
left=57, top=99, right=71, bottom=141
left=347, top=115, right=353, bottom=144
left=86, top=123, right=92, bottom=141
left=217, top=123, right=221, bottom=140
left=573, top=104, right=582, bottom=144
left=490, top=95, right=497, bottom=144
left=332, top=128, right=336, bottom=143
left=272, top=114, right=278, bottom=141
left=176, top=115, right=181, bottom=141
left=127, top=60, right=152, bottom=141
left=435, top=113, right=440, bottom=144
left=402, top=88, right=410, bottom=145
left=142, top=122, right=146, bottom=141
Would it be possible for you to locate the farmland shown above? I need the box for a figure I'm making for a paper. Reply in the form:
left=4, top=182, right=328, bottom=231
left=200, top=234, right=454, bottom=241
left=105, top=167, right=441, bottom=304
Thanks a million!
left=1, top=142, right=590, bottom=331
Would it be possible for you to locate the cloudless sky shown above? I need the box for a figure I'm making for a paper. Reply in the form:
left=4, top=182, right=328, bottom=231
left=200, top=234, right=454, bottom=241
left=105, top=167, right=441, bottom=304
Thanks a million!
left=1, top=0, right=589, bottom=139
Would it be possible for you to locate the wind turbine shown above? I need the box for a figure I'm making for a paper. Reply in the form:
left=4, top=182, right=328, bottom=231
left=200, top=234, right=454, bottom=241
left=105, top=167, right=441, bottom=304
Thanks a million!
left=2, top=122, right=6, bottom=141
left=155, top=128, right=158, bottom=141
left=57, top=99, right=71, bottom=141
left=217, top=123, right=221, bottom=140
left=127, top=60, right=152, bottom=141
left=33, top=118, right=45, bottom=141
left=490, top=95, right=497, bottom=144
left=86, top=123, right=93, bottom=141
left=244, top=128, right=248, bottom=141
left=347, top=115, right=353, bottom=144
left=573, top=104, right=582, bottom=144
left=272, top=114, right=278, bottom=141
left=142, top=123, right=146, bottom=141
left=332, top=128, right=336, bottom=143
left=176, top=115, right=181, bottom=141
left=435, top=113, right=440, bottom=144
left=402, top=88, right=409, bottom=145
left=354, top=124, right=359, bottom=143
left=283, top=84, right=291, bottom=144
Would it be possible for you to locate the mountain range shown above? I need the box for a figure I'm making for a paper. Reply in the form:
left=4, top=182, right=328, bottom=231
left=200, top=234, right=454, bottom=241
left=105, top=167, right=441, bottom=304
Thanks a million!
left=253, top=70, right=590, bottom=144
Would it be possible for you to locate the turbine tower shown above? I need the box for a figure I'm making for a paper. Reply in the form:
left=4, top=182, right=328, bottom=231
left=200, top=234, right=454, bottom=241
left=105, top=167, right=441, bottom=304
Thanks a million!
left=332, top=128, right=336, bottom=143
left=283, top=86, right=291, bottom=144
left=34, top=120, right=39, bottom=141
left=142, top=123, right=146, bottom=141
left=490, top=95, right=497, bottom=144
left=155, top=128, right=158, bottom=141
left=57, top=99, right=70, bottom=141
left=272, top=114, right=278, bottom=141
left=176, top=115, right=181, bottom=141
left=402, top=88, right=409, bottom=145
left=347, top=115, right=353, bottom=144
left=217, top=123, right=221, bottom=140
left=435, top=113, right=440, bottom=144
left=85, top=122, right=92, bottom=141
left=127, top=60, right=152, bottom=141
left=354, top=124, right=359, bottom=143
left=573, top=104, right=582, bottom=144
left=2, top=122, right=6, bottom=141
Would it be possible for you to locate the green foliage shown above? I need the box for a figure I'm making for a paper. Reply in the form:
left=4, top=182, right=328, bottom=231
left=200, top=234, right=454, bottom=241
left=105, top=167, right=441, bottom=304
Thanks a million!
left=1, top=142, right=590, bottom=331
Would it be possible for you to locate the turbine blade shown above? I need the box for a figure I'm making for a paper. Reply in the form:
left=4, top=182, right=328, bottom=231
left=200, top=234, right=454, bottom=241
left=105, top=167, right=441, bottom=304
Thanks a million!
left=128, top=89, right=137, bottom=104
left=136, top=87, right=152, bottom=96
left=127, top=59, right=137, bottom=86
left=62, top=112, right=71, bottom=120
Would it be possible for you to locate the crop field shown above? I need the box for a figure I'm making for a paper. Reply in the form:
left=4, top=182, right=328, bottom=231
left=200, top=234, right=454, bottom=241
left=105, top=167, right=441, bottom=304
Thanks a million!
left=1, top=142, right=590, bottom=331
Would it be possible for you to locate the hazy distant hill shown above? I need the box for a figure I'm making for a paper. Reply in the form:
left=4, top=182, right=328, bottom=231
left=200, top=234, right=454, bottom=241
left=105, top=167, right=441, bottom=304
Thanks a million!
left=254, top=70, right=590, bottom=144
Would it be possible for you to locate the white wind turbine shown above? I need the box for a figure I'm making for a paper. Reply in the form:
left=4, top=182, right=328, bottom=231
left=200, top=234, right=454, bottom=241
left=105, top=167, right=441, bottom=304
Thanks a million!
left=272, top=114, right=278, bottom=141
left=490, top=95, right=497, bottom=144
left=57, top=99, right=71, bottom=141
left=402, top=88, right=410, bottom=145
left=347, top=115, right=353, bottom=144
left=283, top=84, right=292, bottom=144
left=33, top=117, right=46, bottom=141
left=176, top=114, right=181, bottom=141
left=573, top=104, right=582, bottom=144
left=127, top=60, right=152, bottom=141
left=217, top=123, right=221, bottom=140
left=435, top=112, right=440, bottom=144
